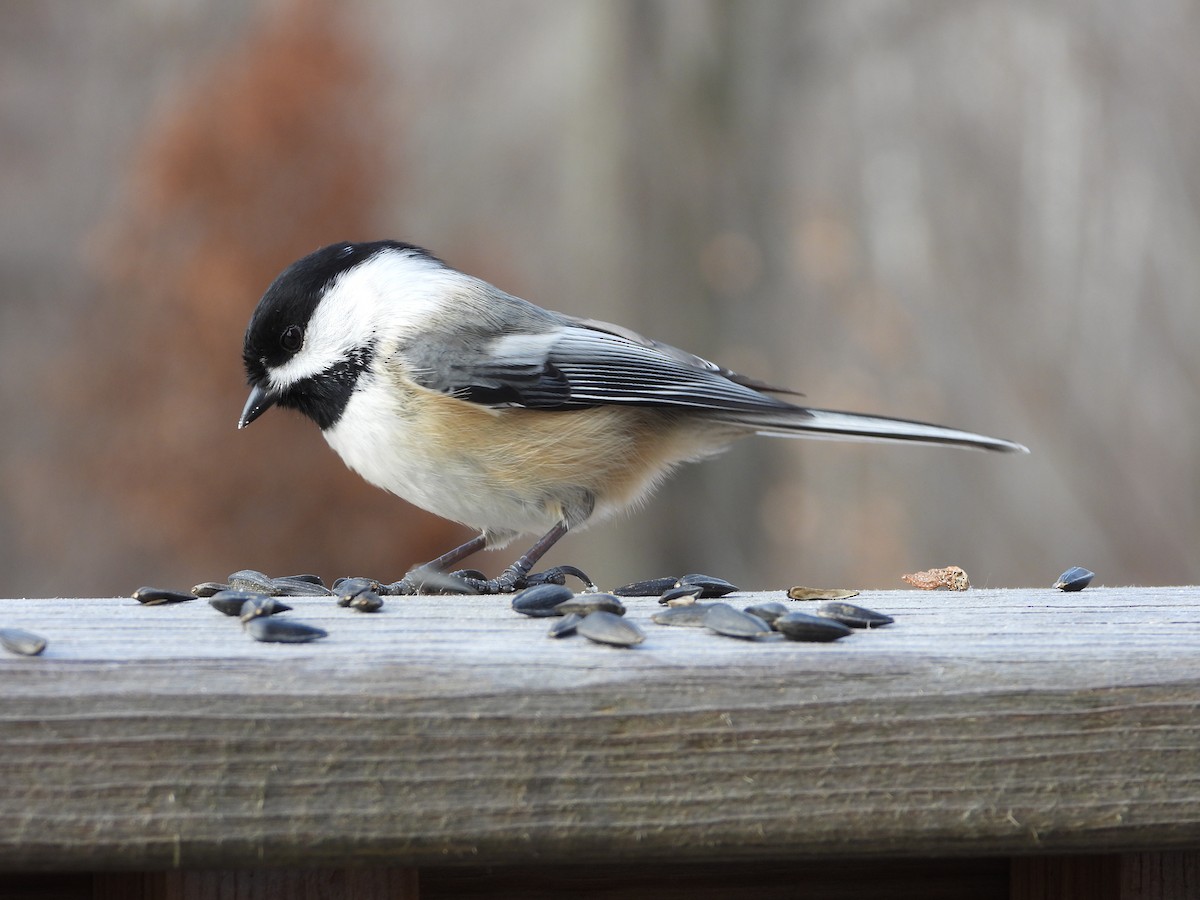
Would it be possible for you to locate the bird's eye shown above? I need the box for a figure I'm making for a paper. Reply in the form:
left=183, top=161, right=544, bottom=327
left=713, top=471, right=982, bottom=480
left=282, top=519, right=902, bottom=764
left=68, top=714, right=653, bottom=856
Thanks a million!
left=280, top=324, right=304, bottom=353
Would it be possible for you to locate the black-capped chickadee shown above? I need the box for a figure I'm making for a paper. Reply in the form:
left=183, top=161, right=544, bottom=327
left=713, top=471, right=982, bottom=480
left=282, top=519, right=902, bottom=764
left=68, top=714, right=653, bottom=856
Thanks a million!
left=239, top=241, right=1026, bottom=593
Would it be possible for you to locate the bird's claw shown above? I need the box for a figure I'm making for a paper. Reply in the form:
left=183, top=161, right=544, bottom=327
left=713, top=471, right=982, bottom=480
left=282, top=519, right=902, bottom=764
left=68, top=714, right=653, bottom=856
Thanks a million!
left=385, top=567, right=479, bottom=595
left=525, top=565, right=597, bottom=592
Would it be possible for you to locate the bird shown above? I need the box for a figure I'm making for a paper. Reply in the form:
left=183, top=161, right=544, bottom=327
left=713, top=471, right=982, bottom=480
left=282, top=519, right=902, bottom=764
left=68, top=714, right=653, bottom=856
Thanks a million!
left=239, top=240, right=1027, bottom=593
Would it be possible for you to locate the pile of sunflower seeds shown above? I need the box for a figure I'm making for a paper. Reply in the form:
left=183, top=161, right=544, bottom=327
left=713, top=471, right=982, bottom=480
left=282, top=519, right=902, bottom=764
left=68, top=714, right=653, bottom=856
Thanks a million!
left=131, top=569, right=373, bottom=643
left=126, top=567, right=900, bottom=651
left=512, top=574, right=895, bottom=647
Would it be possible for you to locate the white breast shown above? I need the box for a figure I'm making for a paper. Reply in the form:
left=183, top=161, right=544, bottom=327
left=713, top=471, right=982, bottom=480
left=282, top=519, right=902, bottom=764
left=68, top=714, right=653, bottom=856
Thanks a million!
left=321, top=373, right=556, bottom=544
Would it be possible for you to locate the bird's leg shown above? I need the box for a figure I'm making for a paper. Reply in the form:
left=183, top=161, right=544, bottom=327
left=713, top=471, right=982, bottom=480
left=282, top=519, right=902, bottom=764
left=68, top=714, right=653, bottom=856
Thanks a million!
left=458, top=521, right=568, bottom=594
left=457, top=521, right=598, bottom=594
left=389, top=522, right=594, bottom=595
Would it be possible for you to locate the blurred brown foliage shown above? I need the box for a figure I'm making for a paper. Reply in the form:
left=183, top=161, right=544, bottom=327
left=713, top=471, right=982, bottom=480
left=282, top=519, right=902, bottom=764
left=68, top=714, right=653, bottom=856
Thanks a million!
left=51, top=0, right=462, bottom=591
left=4, top=2, right=1198, bottom=596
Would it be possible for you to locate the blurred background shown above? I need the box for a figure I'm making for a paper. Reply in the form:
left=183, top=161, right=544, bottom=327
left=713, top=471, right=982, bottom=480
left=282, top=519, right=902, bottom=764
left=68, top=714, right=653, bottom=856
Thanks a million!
left=2, top=0, right=1197, bottom=597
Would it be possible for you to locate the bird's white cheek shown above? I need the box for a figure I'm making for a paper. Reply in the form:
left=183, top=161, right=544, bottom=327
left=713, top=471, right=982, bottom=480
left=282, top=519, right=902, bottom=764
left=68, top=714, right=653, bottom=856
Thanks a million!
left=269, top=344, right=344, bottom=390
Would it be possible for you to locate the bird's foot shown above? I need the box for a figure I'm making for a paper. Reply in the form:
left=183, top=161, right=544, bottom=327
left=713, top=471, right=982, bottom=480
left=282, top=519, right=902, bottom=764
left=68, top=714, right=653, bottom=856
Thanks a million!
left=382, top=567, right=480, bottom=596
left=385, top=563, right=596, bottom=595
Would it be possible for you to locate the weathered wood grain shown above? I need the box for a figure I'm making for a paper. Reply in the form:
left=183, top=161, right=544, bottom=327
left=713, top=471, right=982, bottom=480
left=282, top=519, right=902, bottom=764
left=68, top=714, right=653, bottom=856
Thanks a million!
left=0, top=587, right=1197, bottom=871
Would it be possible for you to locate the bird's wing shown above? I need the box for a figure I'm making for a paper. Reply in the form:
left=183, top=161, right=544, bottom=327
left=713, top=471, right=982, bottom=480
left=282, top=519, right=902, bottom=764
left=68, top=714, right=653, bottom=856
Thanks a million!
left=393, top=301, right=1027, bottom=453
left=397, top=310, right=801, bottom=414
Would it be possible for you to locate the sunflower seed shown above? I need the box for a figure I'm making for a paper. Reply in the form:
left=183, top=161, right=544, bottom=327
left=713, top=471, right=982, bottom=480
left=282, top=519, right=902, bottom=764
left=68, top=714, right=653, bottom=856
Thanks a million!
left=239, top=597, right=293, bottom=622
left=555, top=594, right=625, bottom=617
left=658, top=585, right=704, bottom=606
left=678, top=574, right=739, bottom=597
left=576, top=610, right=645, bottom=646
left=348, top=593, right=384, bottom=612
left=1054, top=566, right=1095, bottom=592
left=743, top=601, right=789, bottom=625
left=813, top=601, right=893, bottom=628
left=270, top=576, right=334, bottom=597
left=704, top=603, right=772, bottom=639
left=244, top=617, right=328, bottom=643
left=281, top=573, right=325, bottom=586
left=548, top=612, right=582, bottom=638
left=612, top=576, right=679, bottom=597
left=650, top=604, right=718, bottom=627
left=191, top=582, right=230, bottom=597
left=209, top=590, right=273, bottom=616
left=132, top=586, right=197, bottom=605
left=512, top=583, right=574, bottom=617
left=335, top=577, right=380, bottom=606
left=773, top=611, right=852, bottom=642
left=1, top=628, right=47, bottom=656
left=228, top=569, right=275, bottom=593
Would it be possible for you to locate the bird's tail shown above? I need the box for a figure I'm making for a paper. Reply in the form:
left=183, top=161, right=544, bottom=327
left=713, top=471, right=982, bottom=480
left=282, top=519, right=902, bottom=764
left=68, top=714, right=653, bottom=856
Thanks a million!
left=712, top=406, right=1028, bottom=453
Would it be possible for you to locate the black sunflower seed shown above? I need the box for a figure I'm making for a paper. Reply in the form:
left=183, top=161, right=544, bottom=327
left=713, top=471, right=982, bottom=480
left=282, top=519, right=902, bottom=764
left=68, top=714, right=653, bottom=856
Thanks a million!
left=227, top=569, right=275, bottom=594
left=1054, top=566, right=1095, bottom=592
left=812, top=601, right=894, bottom=628
left=773, top=612, right=852, bottom=642
left=0, top=628, right=47, bottom=657
left=743, top=601, right=789, bottom=625
left=678, top=574, right=739, bottom=598
left=554, top=594, right=625, bottom=617
left=548, top=612, right=582, bottom=638
left=270, top=576, right=334, bottom=597
left=244, top=617, right=327, bottom=644
left=512, top=584, right=574, bottom=617
left=576, top=610, right=645, bottom=646
left=208, top=589, right=273, bottom=616
left=238, top=597, right=293, bottom=622
left=612, top=576, right=680, bottom=597
left=651, top=604, right=718, bottom=627
left=704, top=603, right=771, bottom=639
left=658, top=585, right=705, bottom=606
left=191, top=582, right=229, bottom=598
left=132, top=587, right=197, bottom=606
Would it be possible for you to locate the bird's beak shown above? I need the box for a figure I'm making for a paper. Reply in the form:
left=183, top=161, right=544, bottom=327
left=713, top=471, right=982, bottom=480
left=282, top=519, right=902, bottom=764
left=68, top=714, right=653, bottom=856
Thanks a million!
left=238, top=384, right=275, bottom=429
